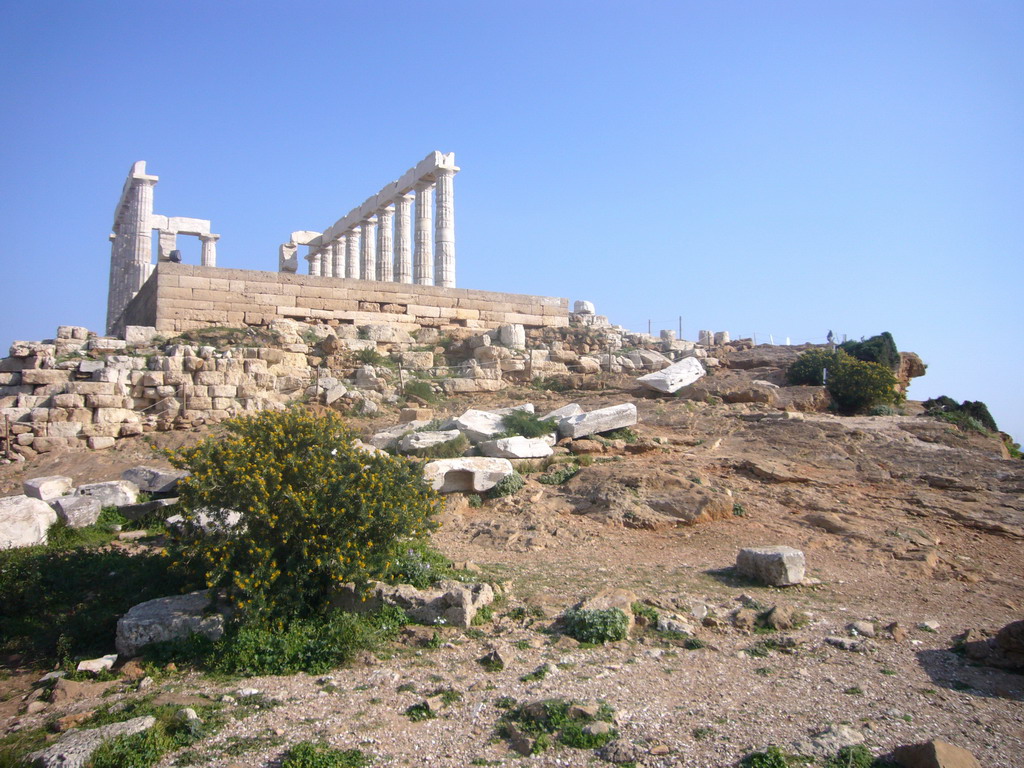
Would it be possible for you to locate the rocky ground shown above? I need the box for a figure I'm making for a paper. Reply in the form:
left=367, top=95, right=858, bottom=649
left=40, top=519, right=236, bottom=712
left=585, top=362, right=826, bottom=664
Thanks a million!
left=1, top=373, right=1022, bottom=767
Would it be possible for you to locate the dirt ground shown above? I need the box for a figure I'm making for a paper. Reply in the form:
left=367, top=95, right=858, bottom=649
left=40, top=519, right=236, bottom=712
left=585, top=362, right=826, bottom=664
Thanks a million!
left=2, top=385, right=1022, bottom=767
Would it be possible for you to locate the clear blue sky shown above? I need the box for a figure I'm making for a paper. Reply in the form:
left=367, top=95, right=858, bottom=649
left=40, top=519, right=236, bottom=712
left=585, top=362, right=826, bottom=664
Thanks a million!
left=2, top=1, right=1021, bottom=440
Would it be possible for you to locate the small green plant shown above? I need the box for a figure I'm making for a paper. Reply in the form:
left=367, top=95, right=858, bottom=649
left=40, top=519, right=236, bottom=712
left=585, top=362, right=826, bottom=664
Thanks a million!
left=683, top=636, right=706, bottom=650
left=840, top=332, right=900, bottom=371
left=732, top=502, right=747, bottom=517
left=520, top=664, right=550, bottom=682
left=471, top=605, right=494, bottom=626
left=499, top=698, right=616, bottom=753
left=403, top=379, right=437, bottom=403
left=488, top=472, right=525, bottom=498
left=741, top=746, right=793, bottom=768
left=466, top=494, right=483, bottom=508
left=405, top=702, right=436, bottom=722
left=823, top=744, right=878, bottom=768
left=537, top=464, right=580, bottom=485
left=692, top=726, right=714, bottom=740
left=498, top=409, right=557, bottom=438
left=494, top=696, right=517, bottom=709
left=602, top=427, right=639, bottom=443
left=531, top=376, right=570, bottom=393
left=562, top=607, right=629, bottom=644
left=843, top=685, right=864, bottom=695
left=406, top=433, right=469, bottom=459
left=631, top=601, right=659, bottom=626
left=280, top=741, right=371, bottom=768
left=355, top=348, right=393, bottom=367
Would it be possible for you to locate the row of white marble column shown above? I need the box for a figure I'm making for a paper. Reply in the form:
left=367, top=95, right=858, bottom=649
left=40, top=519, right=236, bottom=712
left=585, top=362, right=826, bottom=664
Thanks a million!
left=306, top=168, right=455, bottom=288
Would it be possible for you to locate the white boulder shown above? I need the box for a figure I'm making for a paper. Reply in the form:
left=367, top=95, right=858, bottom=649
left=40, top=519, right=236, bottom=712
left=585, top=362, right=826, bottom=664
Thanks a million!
left=74, top=480, right=139, bottom=508
left=573, top=300, right=596, bottom=314
left=452, top=409, right=508, bottom=443
left=636, top=357, right=706, bottom=394
left=116, top=590, right=227, bottom=658
left=558, top=403, right=637, bottom=439
left=399, top=430, right=463, bottom=454
left=121, top=466, right=188, bottom=494
left=0, top=495, right=58, bottom=549
left=23, top=475, right=73, bottom=501
left=51, top=496, right=103, bottom=528
left=422, top=457, right=515, bottom=493
left=478, top=436, right=554, bottom=459
left=736, top=546, right=806, bottom=586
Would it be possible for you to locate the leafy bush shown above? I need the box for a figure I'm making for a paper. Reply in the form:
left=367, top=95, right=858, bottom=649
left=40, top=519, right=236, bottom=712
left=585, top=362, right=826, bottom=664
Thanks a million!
left=403, top=379, right=437, bottom=403
left=868, top=404, right=899, bottom=416
left=563, top=607, right=629, bottom=644
left=384, top=541, right=470, bottom=589
left=786, top=348, right=842, bottom=386
left=741, top=746, right=792, bottom=768
left=498, top=410, right=556, bottom=438
left=602, top=427, right=639, bottom=443
left=406, top=433, right=469, bottom=459
left=840, top=331, right=900, bottom=370
left=355, top=348, right=393, bottom=367
left=500, top=698, right=616, bottom=753
left=167, top=408, right=442, bottom=622
left=537, top=464, right=580, bottom=485
left=631, top=601, right=659, bottom=625
left=281, top=741, right=371, bottom=768
left=923, top=396, right=998, bottom=433
left=826, top=356, right=901, bottom=414
left=89, top=728, right=176, bottom=768
left=823, top=744, right=876, bottom=768
left=488, top=472, right=525, bottom=498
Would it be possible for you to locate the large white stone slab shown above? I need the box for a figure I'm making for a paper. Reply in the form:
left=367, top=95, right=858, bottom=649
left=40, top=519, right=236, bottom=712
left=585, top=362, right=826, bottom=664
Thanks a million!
left=121, top=466, right=188, bottom=494
left=116, top=589, right=226, bottom=658
left=74, top=480, right=139, bottom=508
left=369, top=420, right=430, bottom=450
left=452, top=409, right=507, bottom=443
left=636, top=357, right=706, bottom=394
left=558, top=403, right=637, bottom=439
left=399, top=430, right=463, bottom=454
left=0, top=495, right=58, bottom=549
left=23, top=475, right=74, bottom=501
left=478, top=436, right=553, bottom=459
left=422, top=457, right=515, bottom=493
left=540, top=403, right=584, bottom=422
left=51, top=496, right=103, bottom=528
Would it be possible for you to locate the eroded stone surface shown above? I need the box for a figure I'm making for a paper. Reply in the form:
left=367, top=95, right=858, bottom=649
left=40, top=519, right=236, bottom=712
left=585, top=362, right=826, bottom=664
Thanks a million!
left=558, top=403, right=637, bottom=439
left=736, top=546, right=806, bottom=586
left=422, top=457, right=514, bottom=493
left=0, top=494, right=57, bottom=549
left=30, top=715, right=157, bottom=768
left=116, top=590, right=227, bottom=658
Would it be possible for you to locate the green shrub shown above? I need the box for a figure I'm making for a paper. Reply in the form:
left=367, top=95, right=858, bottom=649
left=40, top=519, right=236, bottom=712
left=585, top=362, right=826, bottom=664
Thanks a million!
left=355, top=348, right=393, bottom=367
left=488, top=472, right=525, bottom=498
left=868, top=404, right=899, bottom=416
left=631, top=601, right=659, bottom=625
left=280, top=741, right=371, bottom=768
left=741, top=746, right=793, bottom=768
left=498, top=410, right=556, bottom=438
left=403, top=379, right=437, bottom=403
left=406, top=433, right=469, bottom=459
left=563, top=607, right=629, bottom=644
left=167, top=408, right=442, bottom=622
left=602, top=427, right=639, bottom=443
left=384, top=541, right=469, bottom=589
left=823, top=744, right=876, bottom=768
left=786, top=349, right=842, bottom=386
left=923, top=396, right=998, bottom=432
left=840, top=331, right=899, bottom=370
left=826, top=356, right=900, bottom=414
left=537, top=464, right=580, bottom=485
left=500, top=698, right=616, bottom=753
left=89, top=727, right=176, bottom=768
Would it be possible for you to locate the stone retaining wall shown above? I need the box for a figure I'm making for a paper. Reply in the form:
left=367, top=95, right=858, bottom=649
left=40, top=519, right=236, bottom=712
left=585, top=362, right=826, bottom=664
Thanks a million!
left=121, top=263, right=569, bottom=335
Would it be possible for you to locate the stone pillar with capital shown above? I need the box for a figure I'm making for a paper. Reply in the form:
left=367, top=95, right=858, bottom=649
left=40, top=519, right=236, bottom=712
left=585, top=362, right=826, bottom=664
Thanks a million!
left=394, top=193, right=414, bottom=284
left=157, top=230, right=177, bottom=262
left=360, top=217, right=378, bottom=280
left=308, top=249, right=324, bottom=277
left=376, top=206, right=394, bottom=282
left=433, top=168, right=456, bottom=287
left=345, top=229, right=361, bottom=279
left=331, top=236, right=346, bottom=278
left=414, top=182, right=434, bottom=285
left=199, top=234, right=220, bottom=267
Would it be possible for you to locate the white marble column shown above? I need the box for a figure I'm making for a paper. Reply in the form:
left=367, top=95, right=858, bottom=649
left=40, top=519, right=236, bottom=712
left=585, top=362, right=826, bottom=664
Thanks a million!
left=414, top=182, right=434, bottom=285
left=360, top=216, right=378, bottom=280
left=308, top=249, right=324, bottom=277
left=331, top=236, right=346, bottom=277
left=376, top=206, right=394, bottom=282
left=199, top=234, right=219, bottom=267
left=433, top=168, right=455, bottom=287
left=394, top=193, right=414, bottom=284
left=345, top=229, right=360, bottom=279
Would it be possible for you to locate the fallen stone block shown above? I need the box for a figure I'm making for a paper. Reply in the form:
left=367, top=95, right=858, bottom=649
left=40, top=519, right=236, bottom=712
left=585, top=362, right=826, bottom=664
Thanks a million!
left=558, top=403, right=637, bottom=439
left=51, top=496, right=103, bottom=528
left=116, top=590, right=227, bottom=658
left=0, top=494, right=58, bottom=549
left=74, top=480, right=139, bottom=508
left=540, top=403, right=583, bottom=422
left=333, top=580, right=494, bottom=628
left=76, top=654, right=117, bottom=675
left=118, top=497, right=179, bottom=521
left=478, top=435, right=553, bottom=459
left=369, top=420, right=430, bottom=450
left=451, top=408, right=508, bottom=443
left=399, top=430, right=464, bottom=455
left=30, top=715, right=156, bottom=768
left=121, top=466, right=189, bottom=494
left=736, top=546, right=806, bottom=586
left=422, top=457, right=515, bottom=493
left=892, top=739, right=981, bottom=768
left=23, top=475, right=74, bottom=501
left=636, top=357, right=705, bottom=394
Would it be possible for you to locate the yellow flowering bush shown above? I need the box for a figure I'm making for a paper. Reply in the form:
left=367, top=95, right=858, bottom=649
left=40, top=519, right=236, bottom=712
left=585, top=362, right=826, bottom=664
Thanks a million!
left=168, top=408, right=442, bottom=621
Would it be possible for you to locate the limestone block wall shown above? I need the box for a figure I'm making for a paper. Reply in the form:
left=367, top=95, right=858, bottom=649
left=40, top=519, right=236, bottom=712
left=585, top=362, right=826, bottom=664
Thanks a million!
left=121, top=263, right=569, bottom=336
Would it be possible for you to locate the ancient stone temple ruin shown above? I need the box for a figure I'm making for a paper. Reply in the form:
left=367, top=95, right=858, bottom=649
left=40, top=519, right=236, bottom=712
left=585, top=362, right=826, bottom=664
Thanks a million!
left=111, top=152, right=569, bottom=338
left=281, top=151, right=459, bottom=288
left=106, top=161, right=218, bottom=335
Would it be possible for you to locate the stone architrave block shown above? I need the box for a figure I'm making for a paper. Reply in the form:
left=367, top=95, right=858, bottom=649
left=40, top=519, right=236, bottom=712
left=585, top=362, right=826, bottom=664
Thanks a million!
left=0, top=495, right=58, bottom=549
left=30, top=715, right=157, bottom=768
left=121, top=466, right=189, bottom=494
left=636, top=357, right=706, bottom=394
left=74, top=480, right=139, bottom=508
left=51, top=496, right=103, bottom=528
left=628, top=349, right=672, bottom=371
left=115, top=589, right=226, bottom=658
left=540, top=403, right=584, bottom=422
left=558, top=403, right=637, bottom=439
left=452, top=409, right=509, bottom=443
left=88, top=436, right=117, bottom=450
left=478, top=436, right=554, bottom=459
left=422, top=457, right=515, bottom=493
left=736, top=546, right=806, bottom=586
left=368, top=420, right=430, bottom=450
left=398, top=430, right=463, bottom=454
left=573, top=300, right=596, bottom=314
left=23, top=475, right=74, bottom=501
